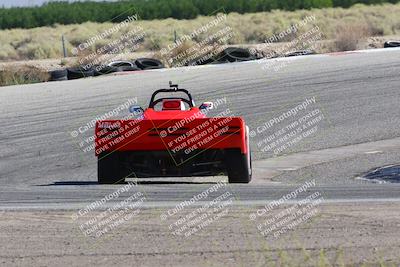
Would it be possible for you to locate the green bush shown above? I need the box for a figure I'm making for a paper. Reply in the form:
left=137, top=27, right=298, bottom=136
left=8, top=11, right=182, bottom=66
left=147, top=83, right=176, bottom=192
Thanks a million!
left=0, top=0, right=399, bottom=29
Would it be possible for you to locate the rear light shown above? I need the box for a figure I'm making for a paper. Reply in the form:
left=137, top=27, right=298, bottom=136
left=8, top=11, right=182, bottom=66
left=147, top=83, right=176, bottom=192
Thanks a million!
left=163, top=100, right=181, bottom=109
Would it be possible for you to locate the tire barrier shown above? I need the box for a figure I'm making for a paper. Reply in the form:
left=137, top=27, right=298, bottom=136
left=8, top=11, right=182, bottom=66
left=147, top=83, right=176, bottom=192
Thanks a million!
left=211, top=59, right=230, bottom=64
left=47, top=48, right=277, bottom=82
left=188, top=47, right=255, bottom=66
left=220, top=47, right=255, bottom=62
left=135, top=58, right=164, bottom=70
left=116, top=65, right=141, bottom=72
left=94, top=64, right=141, bottom=76
left=93, top=65, right=120, bottom=76
left=66, top=67, right=94, bottom=80
left=285, top=50, right=316, bottom=57
left=384, top=41, right=400, bottom=48
left=187, top=57, right=218, bottom=66
left=49, top=69, right=68, bottom=81
left=108, top=61, right=136, bottom=68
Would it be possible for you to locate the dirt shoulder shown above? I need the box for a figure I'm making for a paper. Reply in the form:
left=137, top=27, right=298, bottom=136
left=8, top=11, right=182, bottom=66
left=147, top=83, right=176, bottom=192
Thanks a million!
left=1, top=202, right=399, bottom=266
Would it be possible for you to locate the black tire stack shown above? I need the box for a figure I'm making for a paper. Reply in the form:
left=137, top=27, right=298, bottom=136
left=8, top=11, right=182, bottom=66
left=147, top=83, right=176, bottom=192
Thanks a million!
left=48, top=59, right=159, bottom=82
left=135, top=58, right=164, bottom=70
left=285, top=50, right=315, bottom=57
left=48, top=48, right=261, bottom=83
left=108, top=61, right=141, bottom=71
left=49, top=69, right=68, bottom=81
left=93, top=61, right=141, bottom=76
left=220, top=47, right=256, bottom=62
left=67, top=67, right=95, bottom=80
left=93, top=65, right=120, bottom=76
left=384, top=41, right=400, bottom=48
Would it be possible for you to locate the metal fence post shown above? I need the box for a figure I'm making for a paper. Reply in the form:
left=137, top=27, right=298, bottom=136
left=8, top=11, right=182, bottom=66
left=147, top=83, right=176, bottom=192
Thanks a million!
left=174, top=30, right=177, bottom=44
left=62, top=35, right=67, bottom=57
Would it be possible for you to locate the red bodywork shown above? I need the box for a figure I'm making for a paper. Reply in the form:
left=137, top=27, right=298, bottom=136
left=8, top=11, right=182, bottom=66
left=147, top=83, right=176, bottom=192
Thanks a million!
left=95, top=107, right=247, bottom=157
left=95, top=87, right=251, bottom=182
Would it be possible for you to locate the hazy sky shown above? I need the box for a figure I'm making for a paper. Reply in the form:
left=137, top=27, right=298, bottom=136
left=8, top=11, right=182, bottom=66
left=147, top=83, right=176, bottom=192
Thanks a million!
left=0, top=0, right=118, bottom=8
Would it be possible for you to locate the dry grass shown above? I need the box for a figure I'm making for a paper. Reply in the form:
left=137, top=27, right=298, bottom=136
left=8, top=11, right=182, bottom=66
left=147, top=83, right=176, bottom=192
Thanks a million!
left=334, top=23, right=371, bottom=51
left=155, top=41, right=224, bottom=67
left=0, top=3, right=399, bottom=61
left=0, top=65, right=49, bottom=87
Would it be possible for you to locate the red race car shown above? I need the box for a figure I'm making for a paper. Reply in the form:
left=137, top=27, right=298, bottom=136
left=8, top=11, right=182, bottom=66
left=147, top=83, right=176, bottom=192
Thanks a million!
left=95, top=82, right=252, bottom=184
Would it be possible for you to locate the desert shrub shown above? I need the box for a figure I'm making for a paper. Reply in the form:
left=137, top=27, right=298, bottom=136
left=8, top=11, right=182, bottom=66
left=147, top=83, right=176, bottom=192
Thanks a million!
left=0, top=44, right=19, bottom=60
left=334, top=23, right=371, bottom=51
left=0, top=65, right=50, bottom=87
left=142, top=36, right=163, bottom=51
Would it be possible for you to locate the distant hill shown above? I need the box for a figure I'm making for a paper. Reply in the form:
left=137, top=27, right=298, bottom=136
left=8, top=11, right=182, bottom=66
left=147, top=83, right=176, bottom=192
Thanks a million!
left=0, top=0, right=399, bottom=29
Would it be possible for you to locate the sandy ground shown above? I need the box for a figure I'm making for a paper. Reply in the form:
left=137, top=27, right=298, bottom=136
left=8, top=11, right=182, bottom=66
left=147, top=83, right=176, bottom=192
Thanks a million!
left=1, top=202, right=399, bottom=267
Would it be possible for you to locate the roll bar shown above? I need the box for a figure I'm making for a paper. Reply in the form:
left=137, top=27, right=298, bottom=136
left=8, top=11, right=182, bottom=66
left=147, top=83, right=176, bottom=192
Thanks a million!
left=148, top=81, right=195, bottom=108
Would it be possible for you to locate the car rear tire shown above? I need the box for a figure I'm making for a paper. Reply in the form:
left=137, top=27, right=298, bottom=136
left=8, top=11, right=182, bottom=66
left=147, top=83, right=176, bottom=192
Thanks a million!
left=225, top=149, right=252, bottom=184
left=98, top=152, right=126, bottom=184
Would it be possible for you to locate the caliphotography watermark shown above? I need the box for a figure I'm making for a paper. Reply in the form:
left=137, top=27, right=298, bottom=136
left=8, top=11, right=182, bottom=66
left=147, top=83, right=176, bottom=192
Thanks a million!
left=69, top=97, right=141, bottom=154
left=153, top=97, right=239, bottom=164
left=250, top=15, right=324, bottom=73
left=250, top=96, right=325, bottom=155
left=261, top=25, right=323, bottom=72
left=83, top=25, right=147, bottom=71
left=160, top=13, right=236, bottom=67
left=249, top=179, right=324, bottom=240
left=253, top=15, right=316, bottom=50
left=71, top=14, right=139, bottom=55
left=70, top=14, right=150, bottom=71
left=160, top=182, right=234, bottom=238
left=71, top=181, right=146, bottom=239
left=95, top=118, right=142, bottom=156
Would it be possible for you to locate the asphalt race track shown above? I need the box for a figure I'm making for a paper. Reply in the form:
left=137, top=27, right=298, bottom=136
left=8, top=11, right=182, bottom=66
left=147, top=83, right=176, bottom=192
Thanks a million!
left=1, top=48, right=400, bottom=207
